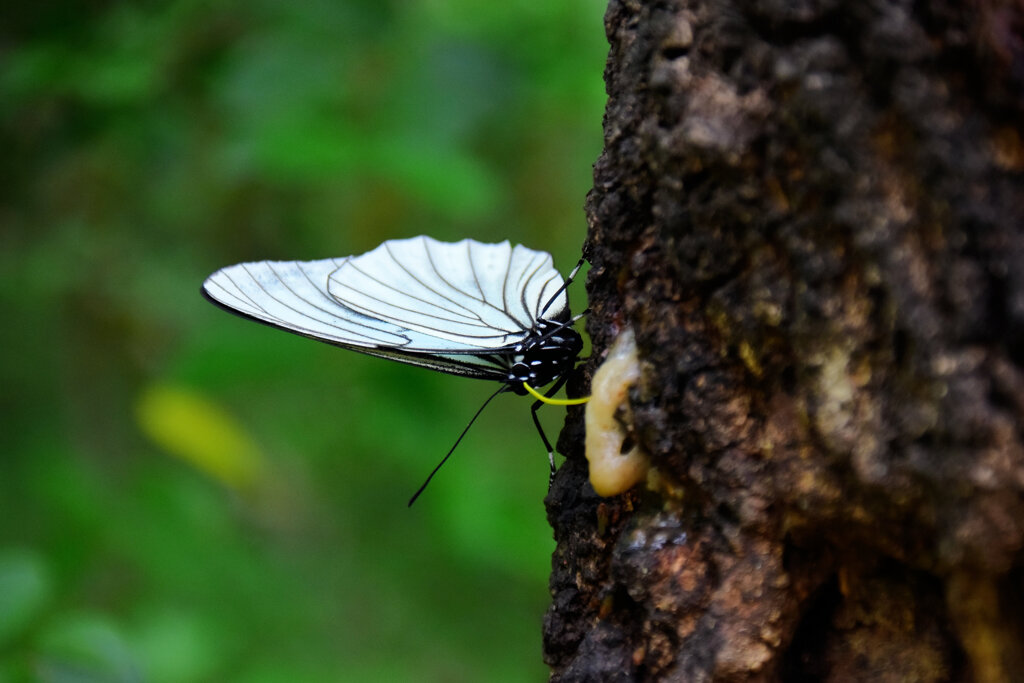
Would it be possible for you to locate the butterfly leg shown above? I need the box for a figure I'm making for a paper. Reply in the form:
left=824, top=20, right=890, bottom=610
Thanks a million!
left=530, top=375, right=569, bottom=488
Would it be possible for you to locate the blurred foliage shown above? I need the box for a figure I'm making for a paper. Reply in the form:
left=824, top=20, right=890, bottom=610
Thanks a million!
left=0, top=0, right=606, bottom=680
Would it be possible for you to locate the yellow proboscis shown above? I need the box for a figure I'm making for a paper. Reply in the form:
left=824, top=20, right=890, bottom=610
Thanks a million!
left=522, top=382, right=590, bottom=406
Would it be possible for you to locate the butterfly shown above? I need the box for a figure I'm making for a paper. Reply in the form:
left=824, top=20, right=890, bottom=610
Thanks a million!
left=202, top=235, right=588, bottom=503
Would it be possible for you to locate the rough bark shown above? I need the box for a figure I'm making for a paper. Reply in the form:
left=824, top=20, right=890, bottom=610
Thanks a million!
left=545, top=1, right=1024, bottom=681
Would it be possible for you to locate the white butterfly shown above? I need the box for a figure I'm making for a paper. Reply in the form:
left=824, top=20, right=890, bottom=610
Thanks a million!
left=202, top=236, right=587, bottom=502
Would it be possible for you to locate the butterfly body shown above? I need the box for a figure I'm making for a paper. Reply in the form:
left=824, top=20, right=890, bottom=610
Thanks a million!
left=501, top=320, right=584, bottom=395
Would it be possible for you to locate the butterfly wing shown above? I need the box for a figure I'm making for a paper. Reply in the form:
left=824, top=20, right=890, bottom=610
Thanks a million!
left=201, top=237, right=570, bottom=380
left=326, top=236, right=568, bottom=348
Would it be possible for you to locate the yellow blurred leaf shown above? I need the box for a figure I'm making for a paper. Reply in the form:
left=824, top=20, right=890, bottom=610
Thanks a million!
left=136, top=384, right=267, bottom=492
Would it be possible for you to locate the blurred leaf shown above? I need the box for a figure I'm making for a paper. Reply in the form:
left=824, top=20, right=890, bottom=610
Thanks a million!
left=131, top=608, right=228, bottom=683
left=0, top=548, right=53, bottom=646
left=37, top=613, right=142, bottom=683
left=135, top=384, right=268, bottom=493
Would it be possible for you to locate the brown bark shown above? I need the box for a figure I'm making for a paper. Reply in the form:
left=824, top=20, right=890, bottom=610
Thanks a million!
left=545, top=1, right=1024, bottom=681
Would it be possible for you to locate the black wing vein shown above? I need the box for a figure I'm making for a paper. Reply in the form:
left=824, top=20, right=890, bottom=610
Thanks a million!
left=330, top=267, right=508, bottom=338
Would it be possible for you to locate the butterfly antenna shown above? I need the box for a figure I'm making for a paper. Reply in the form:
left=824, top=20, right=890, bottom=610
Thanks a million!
left=540, top=257, right=585, bottom=318
left=536, top=309, right=590, bottom=343
left=408, top=385, right=507, bottom=507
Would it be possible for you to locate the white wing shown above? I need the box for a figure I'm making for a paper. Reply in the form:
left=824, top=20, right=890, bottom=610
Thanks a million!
left=201, top=237, right=570, bottom=374
left=326, top=236, right=567, bottom=349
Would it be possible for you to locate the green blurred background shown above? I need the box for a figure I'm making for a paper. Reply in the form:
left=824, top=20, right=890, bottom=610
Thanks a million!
left=0, top=1, right=606, bottom=680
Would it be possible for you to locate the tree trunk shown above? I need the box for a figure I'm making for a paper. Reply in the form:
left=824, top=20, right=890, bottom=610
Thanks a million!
left=544, top=1, right=1024, bottom=681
